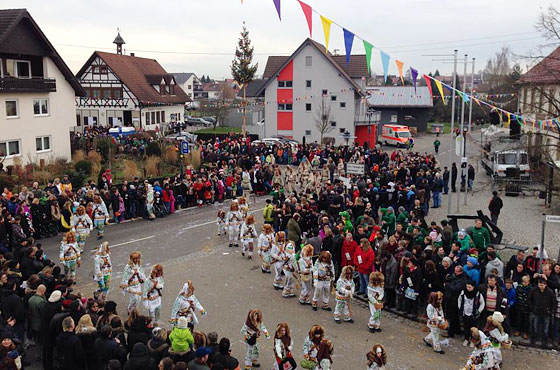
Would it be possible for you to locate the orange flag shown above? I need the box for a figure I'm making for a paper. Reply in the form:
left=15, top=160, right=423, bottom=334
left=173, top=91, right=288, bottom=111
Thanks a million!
left=395, top=60, right=404, bottom=85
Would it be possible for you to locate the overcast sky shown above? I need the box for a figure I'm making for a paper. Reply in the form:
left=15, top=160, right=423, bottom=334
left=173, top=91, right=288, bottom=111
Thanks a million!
left=6, top=0, right=554, bottom=79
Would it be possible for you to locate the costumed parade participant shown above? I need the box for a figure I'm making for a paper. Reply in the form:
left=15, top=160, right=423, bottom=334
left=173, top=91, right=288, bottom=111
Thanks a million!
left=271, top=231, right=287, bottom=290
left=240, top=309, right=270, bottom=370
left=240, top=214, right=258, bottom=259
left=216, top=210, right=227, bottom=236
left=302, top=325, right=324, bottom=369
left=334, top=265, right=355, bottom=324
left=298, top=244, right=314, bottom=305
left=462, top=328, right=502, bottom=370
left=368, top=271, right=385, bottom=332
left=312, top=251, right=335, bottom=311
left=238, top=196, right=250, bottom=219
left=281, top=241, right=297, bottom=298
left=285, top=166, right=297, bottom=194
left=72, top=205, right=92, bottom=252
left=366, top=344, right=388, bottom=370
left=257, top=223, right=274, bottom=273
left=93, top=241, right=112, bottom=301
left=120, top=251, right=146, bottom=313
left=143, top=264, right=164, bottom=323
left=59, top=231, right=81, bottom=280
left=423, top=291, right=449, bottom=354
left=482, top=311, right=510, bottom=366
left=171, top=280, right=206, bottom=328
left=273, top=322, right=296, bottom=370
left=92, top=194, right=109, bottom=239
left=226, top=201, right=243, bottom=248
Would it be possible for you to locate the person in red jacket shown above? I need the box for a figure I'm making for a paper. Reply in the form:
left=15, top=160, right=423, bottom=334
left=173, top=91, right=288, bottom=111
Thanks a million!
left=341, top=232, right=358, bottom=268
left=354, top=239, right=375, bottom=296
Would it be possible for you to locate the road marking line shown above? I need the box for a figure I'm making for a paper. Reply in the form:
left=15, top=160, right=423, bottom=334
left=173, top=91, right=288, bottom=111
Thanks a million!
left=181, top=206, right=265, bottom=231
left=111, top=235, right=155, bottom=248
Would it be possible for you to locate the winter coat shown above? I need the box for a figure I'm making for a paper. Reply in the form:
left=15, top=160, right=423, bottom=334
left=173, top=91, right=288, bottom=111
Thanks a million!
left=28, top=293, right=46, bottom=332
left=463, top=264, right=481, bottom=286
left=528, top=286, right=557, bottom=316
left=1, top=290, right=26, bottom=325
left=54, top=331, right=87, bottom=370
left=488, top=196, right=503, bottom=216
left=478, top=284, right=506, bottom=313
left=341, top=240, right=358, bottom=267
left=126, top=318, right=151, bottom=353
left=124, top=343, right=157, bottom=370
left=286, top=218, right=301, bottom=244
left=353, top=247, right=375, bottom=274
left=146, top=338, right=169, bottom=365
left=169, top=326, right=194, bottom=353
left=515, top=284, right=531, bottom=313
left=383, top=256, right=399, bottom=290
left=94, top=336, right=127, bottom=369
left=485, top=258, right=504, bottom=279
left=77, top=328, right=98, bottom=370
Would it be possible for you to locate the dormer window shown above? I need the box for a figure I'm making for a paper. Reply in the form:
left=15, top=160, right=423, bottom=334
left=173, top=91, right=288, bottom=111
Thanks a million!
left=160, top=77, right=167, bottom=95
left=169, top=78, right=175, bottom=95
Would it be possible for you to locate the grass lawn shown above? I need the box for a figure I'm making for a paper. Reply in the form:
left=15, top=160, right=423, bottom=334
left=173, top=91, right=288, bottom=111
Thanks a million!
left=193, top=126, right=242, bottom=134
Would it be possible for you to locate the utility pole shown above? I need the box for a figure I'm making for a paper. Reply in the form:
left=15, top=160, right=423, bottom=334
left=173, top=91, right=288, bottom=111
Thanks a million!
left=465, top=57, right=475, bottom=206
left=448, top=51, right=458, bottom=214
left=457, top=54, right=467, bottom=212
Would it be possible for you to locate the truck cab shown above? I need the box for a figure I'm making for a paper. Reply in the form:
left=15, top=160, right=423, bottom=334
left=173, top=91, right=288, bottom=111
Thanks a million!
left=381, top=124, right=412, bottom=147
left=482, top=149, right=530, bottom=178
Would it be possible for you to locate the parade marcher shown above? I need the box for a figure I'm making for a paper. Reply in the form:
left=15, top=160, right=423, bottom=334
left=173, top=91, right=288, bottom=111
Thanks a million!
left=120, top=251, right=146, bottom=313
left=423, top=291, right=448, bottom=354
left=298, top=244, right=314, bottom=305
left=257, top=224, right=274, bottom=274
left=271, top=231, right=287, bottom=290
left=366, top=344, right=387, bottom=370
left=238, top=196, right=250, bottom=219
left=240, top=215, right=258, bottom=259
left=93, top=241, right=112, bottom=301
left=302, top=325, right=324, bottom=369
left=143, top=264, right=164, bottom=323
left=170, top=281, right=206, bottom=328
left=273, top=322, right=296, bottom=370
left=463, top=328, right=502, bottom=370
left=312, top=251, right=335, bottom=312
left=282, top=241, right=298, bottom=298
left=334, top=265, right=355, bottom=324
left=59, top=231, right=81, bottom=280
left=368, top=271, right=385, bottom=333
left=216, top=210, right=227, bottom=236
left=71, top=205, right=93, bottom=252
left=226, top=201, right=243, bottom=248
left=240, top=309, right=270, bottom=370
left=92, top=194, right=109, bottom=239
left=483, top=311, right=510, bottom=366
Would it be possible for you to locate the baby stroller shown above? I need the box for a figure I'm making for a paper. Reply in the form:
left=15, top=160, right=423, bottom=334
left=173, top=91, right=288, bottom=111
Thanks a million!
left=153, top=191, right=167, bottom=218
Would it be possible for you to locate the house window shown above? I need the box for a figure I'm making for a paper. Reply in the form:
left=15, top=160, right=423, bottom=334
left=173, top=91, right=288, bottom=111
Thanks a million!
left=278, top=81, right=293, bottom=88
left=151, top=112, right=156, bottom=124
left=6, top=60, right=31, bottom=78
left=305, top=130, right=312, bottom=136
left=156, top=111, right=161, bottom=124
left=0, top=140, right=21, bottom=157
left=33, top=99, right=49, bottom=116
left=92, top=66, right=108, bottom=75
left=5, top=100, right=18, bottom=118
left=102, top=89, right=112, bottom=99
left=169, top=85, right=175, bottom=94
left=339, top=128, right=345, bottom=134
left=112, top=88, right=123, bottom=99
left=277, top=104, right=293, bottom=111
left=188, top=85, right=192, bottom=90
left=91, top=89, right=101, bottom=99
left=330, top=95, right=337, bottom=102
left=306, top=80, right=312, bottom=89
left=146, top=112, right=150, bottom=125
left=36, top=136, right=51, bottom=152
left=306, top=56, right=312, bottom=67
left=306, top=103, right=312, bottom=112
left=322, top=89, right=328, bottom=96
left=160, top=84, right=166, bottom=95
left=330, top=121, right=337, bottom=127
left=340, top=102, right=346, bottom=109
left=161, top=111, right=165, bottom=122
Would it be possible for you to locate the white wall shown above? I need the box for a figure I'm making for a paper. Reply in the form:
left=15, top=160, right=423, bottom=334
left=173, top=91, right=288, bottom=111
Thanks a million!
left=141, top=104, right=184, bottom=131
left=0, top=57, right=76, bottom=166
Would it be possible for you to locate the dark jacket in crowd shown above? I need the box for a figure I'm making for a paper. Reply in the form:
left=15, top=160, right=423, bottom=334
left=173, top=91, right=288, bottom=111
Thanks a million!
left=54, top=330, right=87, bottom=370
left=126, top=317, right=151, bottom=353
left=124, top=343, right=157, bottom=370
left=94, top=335, right=128, bottom=369
left=528, top=285, right=557, bottom=317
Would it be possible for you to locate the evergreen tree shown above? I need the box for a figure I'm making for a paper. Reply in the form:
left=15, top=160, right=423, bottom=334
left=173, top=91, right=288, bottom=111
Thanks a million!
left=231, top=21, right=258, bottom=136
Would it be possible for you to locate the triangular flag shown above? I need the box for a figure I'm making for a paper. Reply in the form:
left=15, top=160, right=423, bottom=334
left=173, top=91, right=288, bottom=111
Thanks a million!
left=363, top=41, right=373, bottom=75
left=380, top=51, right=390, bottom=83
left=273, top=0, right=281, bottom=20
left=343, top=29, right=354, bottom=66
left=506, top=112, right=511, bottom=127
left=410, top=68, right=418, bottom=93
left=320, top=15, right=333, bottom=53
left=298, top=1, right=312, bottom=37
left=423, top=75, right=433, bottom=98
left=433, top=79, right=446, bottom=105
left=395, top=60, right=404, bottom=85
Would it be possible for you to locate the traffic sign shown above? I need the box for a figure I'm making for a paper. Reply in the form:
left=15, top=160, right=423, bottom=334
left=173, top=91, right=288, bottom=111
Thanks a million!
left=546, top=215, right=560, bottom=223
left=346, top=163, right=365, bottom=175
left=180, top=141, right=190, bottom=154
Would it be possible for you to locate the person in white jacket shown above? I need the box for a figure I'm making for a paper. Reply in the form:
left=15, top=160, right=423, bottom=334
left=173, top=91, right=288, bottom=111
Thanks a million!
left=423, top=291, right=449, bottom=354
left=72, top=206, right=92, bottom=252
left=143, top=264, right=164, bottom=323
left=298, top=245, right=314, bottom=305
left=93, top=241, right=112, bottom=301
left=226, top=201, right=243, bottom=248
left=273, top=322, right=295, bottom=370
left=59, top=231, right=81, bottom=280
left=170, top=280, right=206, bottom=328
left=282, top=241, right=297, bottom=298
left=270, top=232, right=287, bottom=290
left=368, top=272, right=385, bottom=332
left=312, top=251, right=335, bottom=311
left=257, top=224, right=275, bottom=273
left=240, top=215, right=258, bottom=259
left=120, top=251, right=146, bottom=313
left=334, top=265, right=355, bottom=324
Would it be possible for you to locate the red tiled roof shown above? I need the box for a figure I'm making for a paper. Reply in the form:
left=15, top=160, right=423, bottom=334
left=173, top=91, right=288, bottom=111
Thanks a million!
left=263, top=56, right=289, bottom=79
left=79, top=51, right=190, bottom=104
left=518, top=46, right=560, bottom=85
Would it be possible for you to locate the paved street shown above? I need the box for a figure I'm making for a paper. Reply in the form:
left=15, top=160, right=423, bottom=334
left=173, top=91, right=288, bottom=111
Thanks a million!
left=34, top=131, right=560, bottom=369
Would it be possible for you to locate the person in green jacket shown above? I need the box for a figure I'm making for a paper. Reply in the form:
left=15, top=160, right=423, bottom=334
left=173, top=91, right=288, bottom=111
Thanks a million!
left=470, top=219, right=491, bottom=252
left=381, top=207, right=396, bottom=236
left=455, top=229, right=472, bottom=252
left=170, top=317, right=194, bottom=353
left=433, top=139, right=441, bottom=154
left=339, top=211, right=353, bottom=234
left=396, top=206, right=409, bottom=230
left=262, top=199, right=274, bottom=225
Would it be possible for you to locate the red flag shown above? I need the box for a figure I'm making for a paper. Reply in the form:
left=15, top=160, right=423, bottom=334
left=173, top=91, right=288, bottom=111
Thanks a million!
left=298, top=1, right=313, bottom=37
left=423, top=75, right=433, bottom=98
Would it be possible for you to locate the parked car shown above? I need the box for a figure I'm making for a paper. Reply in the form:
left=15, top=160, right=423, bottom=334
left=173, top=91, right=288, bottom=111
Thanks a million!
left=202, top=116, right=217, bottom=124
left=165, top=131, right=197, bottom=142
left=187, top=117, right=212, bottom=127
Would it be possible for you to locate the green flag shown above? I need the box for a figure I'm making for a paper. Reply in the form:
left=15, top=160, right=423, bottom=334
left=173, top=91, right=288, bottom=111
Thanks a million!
left=363, top=40, right=373, bottom=75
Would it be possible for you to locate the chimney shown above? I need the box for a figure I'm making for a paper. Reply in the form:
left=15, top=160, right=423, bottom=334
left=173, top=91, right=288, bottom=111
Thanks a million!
left=130, top=52, right=135, bottom=57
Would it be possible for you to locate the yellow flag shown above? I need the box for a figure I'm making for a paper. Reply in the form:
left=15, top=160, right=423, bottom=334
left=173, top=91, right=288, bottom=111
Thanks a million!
left=505, top=112, right=511, bottom=128
left=434, top=79, right=446, bottom=105
left=395, top=60, right=404, bottom=85
left=320, top=15, right=333, bottom=53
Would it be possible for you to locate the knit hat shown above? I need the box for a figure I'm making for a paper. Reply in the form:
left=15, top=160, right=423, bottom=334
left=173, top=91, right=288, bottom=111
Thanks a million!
left=48, top=290, right=62, bottom=303
left=403, top=251, right=413, bottom=259
left=467, top=257, right=478, bottom=266
left=195, top=346, right=211, bottom=358
left=492, top=311, right=505, bottom=323
left=104, top=301, right=117, bottom=313
left=1, top=332, right=13, bottom=341
left=177, top=317, right=189, bottom=329
left=442, top=257, right=452, bottom=266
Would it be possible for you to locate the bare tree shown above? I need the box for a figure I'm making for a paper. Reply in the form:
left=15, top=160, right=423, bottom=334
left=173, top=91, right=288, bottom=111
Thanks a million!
left=314, top=96, right=334, bottom=144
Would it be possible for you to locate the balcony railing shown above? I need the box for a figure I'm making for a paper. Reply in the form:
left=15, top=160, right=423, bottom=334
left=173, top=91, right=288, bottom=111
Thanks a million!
left=0, top=77, right=57, bottom=92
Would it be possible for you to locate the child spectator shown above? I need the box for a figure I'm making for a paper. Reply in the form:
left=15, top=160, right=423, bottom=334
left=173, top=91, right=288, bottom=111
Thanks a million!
left=169, top=317, right=194, bottom=353
left=513, top=274, right=531, bottom=339
left=503, top=278, right=517, bottom=333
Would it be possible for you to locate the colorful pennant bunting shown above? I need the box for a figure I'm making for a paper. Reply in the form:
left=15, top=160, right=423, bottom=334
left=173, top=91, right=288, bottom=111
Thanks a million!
left=423, top=75, right=433, bottom=99
left=343, top=29, right=354, bottom=65
left=380, top=51, right=390, bottom=83
left=410, top=68, right=418, bottom=93
left=433, top=79, right=446, bottom=105
left=298, top=1, right=312, bottom=37
left=395, top=60, right=404, bottom=85
left=273, top=0, right=281, bottom=20
left=320, top=15, right=333, bottom=53
left=363, top=41, right=373, bottom=75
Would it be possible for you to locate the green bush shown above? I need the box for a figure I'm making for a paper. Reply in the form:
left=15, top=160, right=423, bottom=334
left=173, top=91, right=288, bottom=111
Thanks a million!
left=95, top=137, right=116, bottom=161
left=65, top=169, right=88, bottom=189
left=75, top=160, right=92, bottom=175
left=146, top=142, right=161, bottom=156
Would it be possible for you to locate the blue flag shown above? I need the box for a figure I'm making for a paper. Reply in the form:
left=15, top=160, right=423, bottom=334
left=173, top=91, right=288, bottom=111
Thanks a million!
left=343, top=29, right=354, bottom=66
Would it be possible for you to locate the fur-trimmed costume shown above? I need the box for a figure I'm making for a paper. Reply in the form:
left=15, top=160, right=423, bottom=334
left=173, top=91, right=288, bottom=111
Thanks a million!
left=240, top=219, right=258, bottom=258
left=143, top=266, right=164, bottom=323
left=240, top=309, right=270, bottom=370
left=464, top=331, right=502, bottom=370
left=271, top=234, right=287, bottom=289
left=226, top=204, right=243, bottom=247
left=92, top=201, right=109, bottom=237
left=257, top=227, right=274, bottom=273
left=120, top=254, right=146, bottom=313
left=312, top=251, right=335, bottom=310
left=216, top=211, right=227, bottom=235
left=298, top=245, right=314, bottom=305
left=72, top=212, right=92, bottom=251
left=170, top=281, right=206, bottom=327
left=424, top=298, right=449, bottom=352
left=59, top=239, right=80, bottom=280
left=334, top=266, right=355, bottom=323
left=368, top=272, right=385, bottom=331
left=282, top=241, right=297, bottom=298
left=93, top=243, right=112, bottom=299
